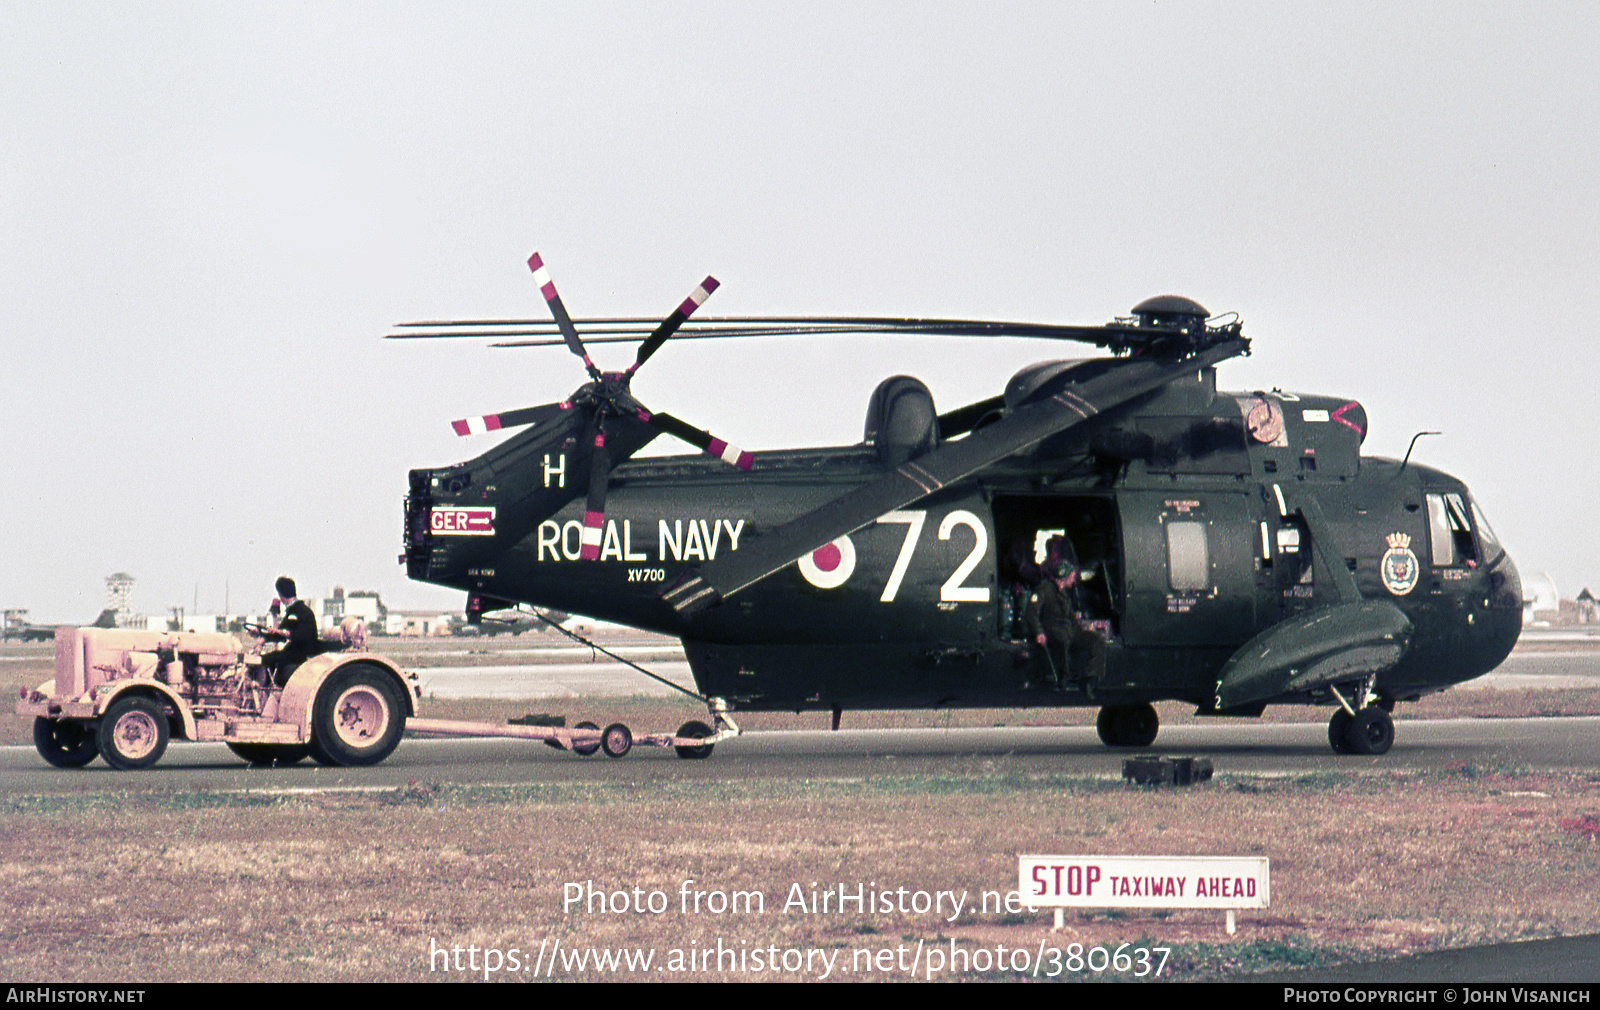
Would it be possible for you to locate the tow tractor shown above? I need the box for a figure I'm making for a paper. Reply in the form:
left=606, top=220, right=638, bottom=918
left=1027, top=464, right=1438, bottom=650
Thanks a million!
left=19, top=626, right=737, bottom=770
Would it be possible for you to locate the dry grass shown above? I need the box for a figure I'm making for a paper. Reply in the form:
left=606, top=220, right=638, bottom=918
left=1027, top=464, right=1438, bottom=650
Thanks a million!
left=4, top=769, right=1600, bottom=982
left=7, top=637, right=1600, bottom=982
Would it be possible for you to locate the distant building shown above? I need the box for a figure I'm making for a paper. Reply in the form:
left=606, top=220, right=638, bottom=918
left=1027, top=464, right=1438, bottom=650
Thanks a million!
left=1524, top=572, right=1560, bottom=626
left=170, top=610, right=228, bottom=634
left=1572, top=588, right=1598, bottom=625
left=1523, top=574, right=1600, bottom=627
left=345, top=591, right=385, bottom=626
left=323, top=585, right=346, bottom=623
left=386, top=610, right=457, bottom=637
left=106, top=572, right=138, bottom=628
left=322, top=586, right=386, bottom=628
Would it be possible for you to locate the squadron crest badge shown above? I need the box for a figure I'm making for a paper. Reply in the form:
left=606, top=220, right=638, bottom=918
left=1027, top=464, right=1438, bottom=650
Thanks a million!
left=1380, top=532, right=1420, bottom=596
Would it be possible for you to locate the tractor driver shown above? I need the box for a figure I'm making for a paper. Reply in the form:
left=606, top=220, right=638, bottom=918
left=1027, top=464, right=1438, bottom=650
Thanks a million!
left=262, top=576, right=318, bottom=686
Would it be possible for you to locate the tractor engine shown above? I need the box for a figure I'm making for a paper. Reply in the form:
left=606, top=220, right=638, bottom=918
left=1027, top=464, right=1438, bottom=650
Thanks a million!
left=53, top=627, right=268, bottom=718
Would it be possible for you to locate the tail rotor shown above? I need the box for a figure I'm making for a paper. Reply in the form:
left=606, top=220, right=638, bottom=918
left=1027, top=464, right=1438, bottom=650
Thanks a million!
left=441, top=253, right=756, bottom=557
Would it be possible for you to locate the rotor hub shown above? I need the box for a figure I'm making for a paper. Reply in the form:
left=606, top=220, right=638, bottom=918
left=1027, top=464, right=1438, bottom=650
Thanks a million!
left=1131, top=295, right=1210, bottom=331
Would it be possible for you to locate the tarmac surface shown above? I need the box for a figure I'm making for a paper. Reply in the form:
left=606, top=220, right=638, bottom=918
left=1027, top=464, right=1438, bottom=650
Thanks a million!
left=4, top=715, right=1599, bottom=792
left=5, top=630, right=1599, bottom=789
left=1248, top=933, right=1600, bottom=983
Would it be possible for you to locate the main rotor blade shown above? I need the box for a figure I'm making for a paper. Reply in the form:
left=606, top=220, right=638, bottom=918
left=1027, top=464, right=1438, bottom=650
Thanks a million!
left=389, top=315, right=1202, bottom=349
left=527, top=252, right=598, bottom=376
left=662, top=338, right=1250, bottom=616
left=631, top=276, right=720, bottom=372
left=449, top=401, right=570, bottom=437
left=579, top=423, right=611, bottom=561
left=646, top=411, right=754, bottom=470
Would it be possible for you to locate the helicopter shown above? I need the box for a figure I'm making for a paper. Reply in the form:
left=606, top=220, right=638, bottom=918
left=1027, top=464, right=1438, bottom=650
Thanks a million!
left=392, top=253, right=1522, bottom=757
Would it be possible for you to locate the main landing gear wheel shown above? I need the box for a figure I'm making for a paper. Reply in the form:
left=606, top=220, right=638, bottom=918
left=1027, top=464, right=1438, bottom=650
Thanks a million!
left=309, top=664, right=406, bottom=767
left=1096, top=703, right=1159, bottom=748
left=1328, top=709, right=1354, bottom=754
left=227, top=743, right=311, bottom=766
left=601, top=723, right=632, bottom=758
left=674, top=720, right=715, bottom=760
left=571, top=721, right=601, bottom=757
left=34, top=717, right=99, bottom=769
left=1333, top=706, right=1394, bottom=756
left=97, top=696, right=170, bottom=770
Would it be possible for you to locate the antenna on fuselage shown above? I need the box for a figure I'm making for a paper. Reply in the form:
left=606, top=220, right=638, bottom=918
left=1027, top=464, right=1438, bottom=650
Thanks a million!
left=1399, top=431, right=1442, bottom=473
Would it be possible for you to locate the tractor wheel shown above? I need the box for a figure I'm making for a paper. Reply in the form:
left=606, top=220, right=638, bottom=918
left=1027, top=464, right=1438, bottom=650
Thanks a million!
left=310, top=664, right=406, bottom=767
left=97, top=696, right=170, bottom=770
left=601, top=723, right=632, bottom=758
left=33, top=717, right=99, bottom=769
left=227, top=743, right=311, bottom=766
left=674, top=720, right=715, bottom=760
left=1095, top=703, right=1160, bottom=748
left=1341, top=707, right=1395, bottom=756
left=571, top=721, right=601, bottom=756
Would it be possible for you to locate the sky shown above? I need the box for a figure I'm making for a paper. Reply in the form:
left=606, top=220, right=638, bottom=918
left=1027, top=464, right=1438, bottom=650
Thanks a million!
left=3, top=2, right=1597, bottom=622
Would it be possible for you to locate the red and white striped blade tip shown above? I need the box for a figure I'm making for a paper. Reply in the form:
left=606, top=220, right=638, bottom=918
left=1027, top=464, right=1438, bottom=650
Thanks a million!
left=451, top=414, right=504, bottom=436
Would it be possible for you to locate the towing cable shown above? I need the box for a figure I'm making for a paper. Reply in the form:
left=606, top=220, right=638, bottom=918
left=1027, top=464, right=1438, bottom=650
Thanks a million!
left=529, top=609, right=711, bottom=705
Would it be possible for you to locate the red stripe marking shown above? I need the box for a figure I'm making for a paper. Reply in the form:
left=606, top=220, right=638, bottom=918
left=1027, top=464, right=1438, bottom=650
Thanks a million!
left=584, top=511, right=604, bottom=527
left=451, top=420, right=470, bottom=436
left=1332, top=401, right=1365, bottom=435
left=735, top=451, right=754, bottom=470
left=675, top=277, right=720, bottom=316
left=709, top=438, right=727, bottom=456
left=485, top=415, right=502, bottom=431
left=580, top=544, right=600, bottom=561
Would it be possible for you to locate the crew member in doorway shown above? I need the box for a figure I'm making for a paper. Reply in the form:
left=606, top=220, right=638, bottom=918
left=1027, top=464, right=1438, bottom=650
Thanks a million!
left=262, top=576, right=318, bottom=686
left=1000, top=535, right=1044, bottom=639
left=1026, top=538, right=1106, bottom=693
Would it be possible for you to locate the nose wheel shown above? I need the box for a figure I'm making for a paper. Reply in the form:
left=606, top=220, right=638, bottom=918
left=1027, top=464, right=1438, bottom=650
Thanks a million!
left=1327, top=682, right=1394, bottom=755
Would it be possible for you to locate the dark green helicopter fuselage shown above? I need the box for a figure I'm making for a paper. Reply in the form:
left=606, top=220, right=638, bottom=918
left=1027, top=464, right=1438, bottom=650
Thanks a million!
left=404, top=363, right=1520, bottom=715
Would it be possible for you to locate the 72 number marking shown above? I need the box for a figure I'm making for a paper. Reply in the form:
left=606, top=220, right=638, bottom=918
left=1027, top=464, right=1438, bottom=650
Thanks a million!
left=876, top=509, right=990, bottom=604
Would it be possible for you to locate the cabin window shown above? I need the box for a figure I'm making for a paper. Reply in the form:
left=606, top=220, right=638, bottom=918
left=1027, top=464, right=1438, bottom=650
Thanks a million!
left=1166, top=521, right=1209, bottom=591
left=1426, top=492, right=1478, bottom=567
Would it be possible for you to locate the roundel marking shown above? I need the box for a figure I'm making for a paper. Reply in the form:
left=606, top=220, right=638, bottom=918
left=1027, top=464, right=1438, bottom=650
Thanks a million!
left=798, top=535, right=856, bottom=589
left=814, top=542, right=842, bottom=571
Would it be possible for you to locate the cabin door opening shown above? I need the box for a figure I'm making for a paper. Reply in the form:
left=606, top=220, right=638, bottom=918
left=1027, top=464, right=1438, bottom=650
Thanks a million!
left=991, top=494, right=1122, bottom=642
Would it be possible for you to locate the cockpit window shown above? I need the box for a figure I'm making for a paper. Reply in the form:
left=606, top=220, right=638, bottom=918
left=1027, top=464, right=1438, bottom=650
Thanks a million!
left=1426, top=495, right=1453, bottom=566
left=1470, top=497, right=1503, bottom=562
left=1426, top=492, right=1479, bottom=567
